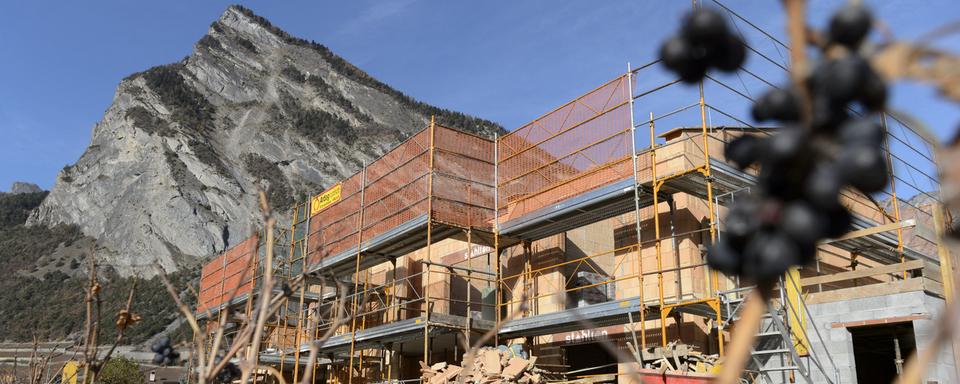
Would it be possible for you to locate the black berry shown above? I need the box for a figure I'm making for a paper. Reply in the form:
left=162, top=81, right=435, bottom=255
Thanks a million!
left=858, top=68, right=887, bottom=111
left=743, top=230, right=802, bottom=282
left=828, top=4, right=872, bottom=49
left=752, top=88, right=800, bottom=122
left=707, top=241, right=742, bottom=276
left=806, top=163, right=844, bottom=209
left=725, top=135, right=763, bottom=169
left=815, top=56, right=868, bottom=106
left=682, top=9, right=729, bottom=44
left=712, top=34, right=746, bottom=71
left=838, top=119, right=884, bottom=146
left=839, top=145, right=888, bottom=193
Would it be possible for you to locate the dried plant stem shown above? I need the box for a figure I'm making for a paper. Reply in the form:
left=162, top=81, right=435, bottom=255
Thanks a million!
left=238, top=191, right=277, bottom=384
left=785, top=0, right=812, bottom=123
left=89, top=280, right=139, bottom=383
left=81, top=255, right=100, bottom=382
left=717, top=288, right=768, bottom=384
left=299, top=281, right=349, bottom=384
left=156, top=265, right=207, bottom=384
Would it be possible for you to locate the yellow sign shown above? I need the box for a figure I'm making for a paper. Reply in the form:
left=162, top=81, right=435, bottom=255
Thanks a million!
left=62, top=361, right=78, bottom=384
left=310, top=183, right=342, bottom=216
left=786, top=267, right=809, bottom=356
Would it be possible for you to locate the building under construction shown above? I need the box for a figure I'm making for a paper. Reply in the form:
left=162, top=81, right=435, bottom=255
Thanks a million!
left=193, top=6, right=956, bottom=384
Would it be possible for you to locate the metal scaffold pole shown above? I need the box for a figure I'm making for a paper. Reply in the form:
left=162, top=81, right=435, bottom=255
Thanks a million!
left=493, top=132, right=501, bottom=347
left=651, top=111, right=667, bottom=347
left=424, top=115, right=437, bottom=366
left=699, top=73, right=725, bottom=357
left=880, top=113, right=907, bottom=279
left=627, top=63, right=647, bottom=350
left=293, top=205, right=311, bottom=383
left=347, top=161, right=367, bottom=383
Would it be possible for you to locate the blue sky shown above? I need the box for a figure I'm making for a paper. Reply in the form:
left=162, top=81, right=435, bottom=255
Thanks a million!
left=0, top=0, right=957, bottom=191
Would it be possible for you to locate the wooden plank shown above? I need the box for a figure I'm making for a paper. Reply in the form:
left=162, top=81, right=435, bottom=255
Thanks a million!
left=923, top=260, right=943, bottom=283
left=800, top=260, right=924, bottom=287
left=821, top=219, right=915, bottom=243
left=924, top=277, right=945, bottom=298
left=806, top=278, right=924, bottom=304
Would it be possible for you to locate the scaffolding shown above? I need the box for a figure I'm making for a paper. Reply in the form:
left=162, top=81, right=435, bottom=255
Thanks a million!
left=192, top=2, right=951, bottom=382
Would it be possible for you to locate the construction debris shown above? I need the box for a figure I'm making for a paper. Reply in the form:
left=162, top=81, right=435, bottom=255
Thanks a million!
left=421, top=347, right=556, bottom=384
left=625, top=341, right=720, bottom=374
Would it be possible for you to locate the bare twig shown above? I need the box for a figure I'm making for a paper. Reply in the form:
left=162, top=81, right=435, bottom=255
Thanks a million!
left=299, top=279, right=349, bottom=384
left=89, top=279, right=140, bottom=383
left=785, top=0, right=812, bottom=123
left=717, top=287, right=770, bottom=384
left=156, top=264, right=207, bottom=384
left=239, top=191, right=276, bottom=384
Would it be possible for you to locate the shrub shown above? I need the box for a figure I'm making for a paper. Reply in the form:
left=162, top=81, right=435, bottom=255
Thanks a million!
left=99, top=357, right=144, bottom=384
left=242, top=153, right=294, bottom=209
left=0, top=191, right=47, bottom=228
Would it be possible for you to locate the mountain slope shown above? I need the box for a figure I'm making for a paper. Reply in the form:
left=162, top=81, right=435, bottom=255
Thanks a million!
left=27, top=5, right=502, bottom=276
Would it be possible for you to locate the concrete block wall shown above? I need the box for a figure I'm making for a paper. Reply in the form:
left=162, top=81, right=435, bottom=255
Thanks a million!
left=805, top=291, right=955, bottom=384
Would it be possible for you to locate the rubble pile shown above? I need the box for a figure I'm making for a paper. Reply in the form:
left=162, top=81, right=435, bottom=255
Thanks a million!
left=421, top=347, right=555, bottom=384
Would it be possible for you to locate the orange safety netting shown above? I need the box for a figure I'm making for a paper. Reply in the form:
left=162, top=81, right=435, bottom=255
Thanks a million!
left=497, top=74, right=634, bottom=224
left=305, top=124, right=495, bottom=270
left=197, top=235, right=258, bottom=313
left=362, top=129, right=431, bottom=243
left=307, top=172, right=363, bottom=267
left=432, top=126, right=495, bottom=228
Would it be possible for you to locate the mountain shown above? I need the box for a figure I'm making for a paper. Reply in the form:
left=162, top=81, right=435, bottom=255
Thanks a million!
left=26, top=5, right=502, bottom=276
left=9, top=182, right=42, bottom=195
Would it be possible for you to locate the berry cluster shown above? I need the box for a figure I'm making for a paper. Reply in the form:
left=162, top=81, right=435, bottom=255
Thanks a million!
left=661, top=5, right=890, bottom=283
left=151, top=336, right=180, bottom=366
left=660, top=8, right=746, bottom=82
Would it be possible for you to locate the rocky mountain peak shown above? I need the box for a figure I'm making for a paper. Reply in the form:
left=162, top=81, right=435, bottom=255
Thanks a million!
left=9, top=182, right=43, bottom=195
left=26, top=5, right=502, bottom=276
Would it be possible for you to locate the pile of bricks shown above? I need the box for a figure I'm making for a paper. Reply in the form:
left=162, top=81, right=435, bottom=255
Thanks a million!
left=420, top=347, right=548, bottom=384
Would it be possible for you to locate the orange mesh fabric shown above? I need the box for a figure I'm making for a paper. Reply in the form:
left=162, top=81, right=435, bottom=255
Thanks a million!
left=197, top=235, right=258, bottom=313
left=497, top=75, right=633, bottom=223
left=305, top=124, right=496, bottom=271
left=307, top=172, right=363, bottom=268
left=432, top=126, right=495, bottom=229
left=362, top=130, right=431, bottom=241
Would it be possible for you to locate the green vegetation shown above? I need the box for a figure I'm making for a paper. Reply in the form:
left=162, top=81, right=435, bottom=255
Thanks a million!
left=187, top=138, right=232, bottom=178
left=236, top=36, right=258, bottom=54
left=280, top=65, right=370, bottom=123
left=196, top=34, right=223, bottom=52
left=133, top=63, right=217, bottom=136
left=128, top=65, right=232, bottom=178
left=99, top=357, right=145, bottom=384
left=0, top=190, right=193, bottom=344
left=163, top=149, right=194, bottom=188
left=230, top=5, right=503, bottom=135
left=242, top=153, right=293, bottom=209
left=0, top=191, right=46, bottom=228
left=60, top=165, right=75, bottom=183
left=125, top=106, right=172, bottom=136
left=275, top=90, right=357, bottom=145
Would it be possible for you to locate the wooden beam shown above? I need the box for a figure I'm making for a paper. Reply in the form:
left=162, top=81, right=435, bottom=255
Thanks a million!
left=806, top=278, right=924, bottom=304
left=820, top=219, right=916, bottom=244
left=800, top=259, right=923, bottom=287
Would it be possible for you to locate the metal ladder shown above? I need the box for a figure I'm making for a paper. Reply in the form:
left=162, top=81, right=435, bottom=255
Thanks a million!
left=719, top=275, right=841, bottom=384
